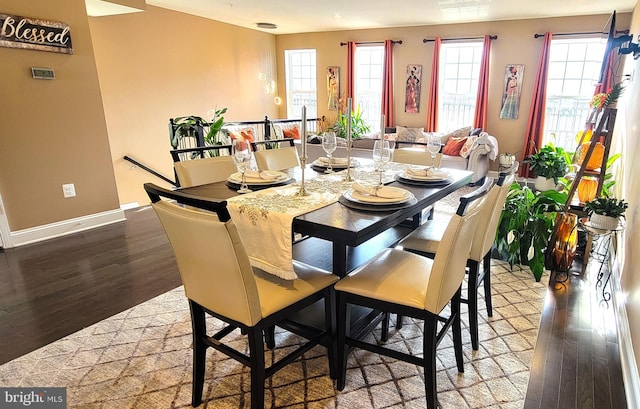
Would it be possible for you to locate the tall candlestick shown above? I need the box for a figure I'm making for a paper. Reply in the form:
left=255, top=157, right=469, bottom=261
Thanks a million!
left=380, top=114, right=385, bottom=141
left=344, top=98, right=353, bottom=182
left=301, top=106, right=307, bottom=159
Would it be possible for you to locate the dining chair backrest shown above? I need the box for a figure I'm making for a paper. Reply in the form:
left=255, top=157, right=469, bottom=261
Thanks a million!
left=468, top=162, right=519, bottom=261
left=145, top=183, right=263, bottom=327
left=251, top=138, right=296, bottom=152
left=174, top=155, right=238, bottom=187
left=254, top=146, right=301, bottom=171
left=425, top=180, right=491, bottom=313
left=393, top=148, right=442, bottom=167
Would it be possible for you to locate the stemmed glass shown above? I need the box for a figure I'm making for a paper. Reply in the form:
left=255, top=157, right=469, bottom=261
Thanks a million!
left=232, top=139, right=253, bottom=193
left=427, top=134, right=441, bottom=169
left=372, top=140, right=391, bottom=186
left=322, top=131, right=337, bottom=173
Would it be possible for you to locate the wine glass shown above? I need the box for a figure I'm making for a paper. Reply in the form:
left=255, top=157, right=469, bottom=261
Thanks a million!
left=232, top=139, right=253, bottom=193
left=322, top=131, right=337, bottom=173
left=427, top=134, right=441, bottom=169
left=372, top=140, right=391, bottom=186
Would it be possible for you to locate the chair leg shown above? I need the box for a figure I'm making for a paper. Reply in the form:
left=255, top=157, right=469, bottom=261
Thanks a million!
left=381, top=312, right=390, bottom=342
left=467, top=259, right=480, bottom=351
left=247, top=327, right=266, bottom=409
left=452, top=288, right=464, bottom=373
left=189, top=302, right=207, bottom=407
left=423, top=315, right=438, bottom=409
left=336, top=292, right=349, bottom=391
left=483, top=252, right=493, bottom=317
left=396, top=314, right=404, bottom=330
left=265, top=326, right=276, bottom=349
left=324, top=288, right=337, bottom=380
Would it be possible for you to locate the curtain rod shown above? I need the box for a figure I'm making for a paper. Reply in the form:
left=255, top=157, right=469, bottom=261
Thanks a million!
left=422, top=35, right=497, bottom=43
left=339, top=40, right=402, bottom=46
left=533, top=29, right=629, bottom=38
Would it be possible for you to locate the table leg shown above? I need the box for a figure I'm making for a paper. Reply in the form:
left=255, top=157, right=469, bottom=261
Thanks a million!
left=333, top=243, right=347, bottom=278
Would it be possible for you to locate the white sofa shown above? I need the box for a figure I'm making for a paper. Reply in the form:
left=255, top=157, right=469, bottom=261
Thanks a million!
left=298, top=127, right=498, bottom=184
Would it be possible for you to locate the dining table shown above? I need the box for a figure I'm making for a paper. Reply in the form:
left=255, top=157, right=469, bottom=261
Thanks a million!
left=176, top=159, right=473, bottom=342
left=178, top=161, right=474, bottom=278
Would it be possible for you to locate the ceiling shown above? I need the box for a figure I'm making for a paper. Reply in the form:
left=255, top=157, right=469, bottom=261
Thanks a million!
left=137, top=0, right=637, bottom=35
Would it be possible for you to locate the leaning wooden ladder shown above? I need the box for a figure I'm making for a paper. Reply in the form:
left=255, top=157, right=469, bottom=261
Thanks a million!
left=544, top=107, right=617, bottom=271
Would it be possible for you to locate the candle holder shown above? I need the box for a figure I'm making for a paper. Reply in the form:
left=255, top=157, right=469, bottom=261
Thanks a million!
left=295, top=156, right=310, bottom=196
left=344, top=98, right=353, bottom=182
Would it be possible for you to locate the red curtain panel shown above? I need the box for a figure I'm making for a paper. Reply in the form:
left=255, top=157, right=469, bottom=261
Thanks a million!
left=382, top=40, right=395, bottom=128
left=473, top=35, right=492, bottom=129
left=346, top=41, right=355, bottom=100
left=425, top=37, right=441, bottom=132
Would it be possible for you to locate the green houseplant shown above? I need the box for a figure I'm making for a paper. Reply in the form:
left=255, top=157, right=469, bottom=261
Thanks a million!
left=494, top=182, right=568, bottom=281
left=331, top=104, right=370, bottom=140
left=170, top=108, right=228, bottom=156
left=523, top=143, right=570, bottom=189
left=585, top=197, right=628, bottom=230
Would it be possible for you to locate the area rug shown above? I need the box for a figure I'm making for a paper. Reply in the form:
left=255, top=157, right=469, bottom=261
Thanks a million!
left=0, top=258, right=547, bottom=409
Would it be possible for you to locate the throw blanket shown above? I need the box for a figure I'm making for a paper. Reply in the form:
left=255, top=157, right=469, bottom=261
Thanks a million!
left=477, top=132, right=499, bottom=160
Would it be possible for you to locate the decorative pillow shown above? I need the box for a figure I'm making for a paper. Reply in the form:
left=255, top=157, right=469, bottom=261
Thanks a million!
left=282, top=126, right=300, bottom=140
left=460, top=135, right=478, bottom=158
left=441, top=126, right=472, bottom=144
left=442, top=137, right=467, bottom=156
left=384, top=133, right=398, bottom=141
left=396, top=126, right=425, bottom=142
left=470, top=127, right=483, bottom=136
left=227, top=127, right=255, bottom=144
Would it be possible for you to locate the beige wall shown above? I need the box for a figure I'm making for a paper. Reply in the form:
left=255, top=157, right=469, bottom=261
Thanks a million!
left=89, top=6, right=278, bottom=207
left=0, top=0, right=120, bottom=231
left=621, top=0, right=640, bottom=396
left=276, top=14, right=631, bottom=167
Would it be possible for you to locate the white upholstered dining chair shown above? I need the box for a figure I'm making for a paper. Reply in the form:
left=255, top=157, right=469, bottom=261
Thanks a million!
left=252, top=138, right=300, bottom=171
left=143, top=183, right=338, bottom=409
left=173, top=155, right=237, bottom=187
left=334, top=181, right=491, bottom=409
left=397, top=162, right=519, bottom=350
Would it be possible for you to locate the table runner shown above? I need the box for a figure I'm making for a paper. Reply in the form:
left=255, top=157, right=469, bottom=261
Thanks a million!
left=227, top=163, right=406, bottom=280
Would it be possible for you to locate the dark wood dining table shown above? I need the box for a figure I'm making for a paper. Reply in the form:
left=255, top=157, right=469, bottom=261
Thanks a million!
left=178, top=164, right=474, bottom=278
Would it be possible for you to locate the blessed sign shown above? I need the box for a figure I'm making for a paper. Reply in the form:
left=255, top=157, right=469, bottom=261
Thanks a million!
left=0, top=14, right=73, bottom=54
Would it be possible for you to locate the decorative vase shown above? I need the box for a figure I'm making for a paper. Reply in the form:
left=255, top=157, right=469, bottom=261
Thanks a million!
left=577, top=176, right=598, bottom=204
left=553, top=212, right=578, bottom=271
left=499, top=153, right=515, bottom=167
left=590, top=213, right=619, bottom=230
left=534, top=176, right=558, bottom=192
left=576, top=142, right=605, bottom=170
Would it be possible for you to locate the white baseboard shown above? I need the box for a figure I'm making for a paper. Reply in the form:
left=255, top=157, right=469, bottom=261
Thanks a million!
left=612, top=257, right=640, bottom=409
left=8, top=209, right=126, bottom=248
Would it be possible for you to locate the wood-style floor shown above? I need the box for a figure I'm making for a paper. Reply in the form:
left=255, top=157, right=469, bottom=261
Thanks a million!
left=0, top=207, right=628, bottom=408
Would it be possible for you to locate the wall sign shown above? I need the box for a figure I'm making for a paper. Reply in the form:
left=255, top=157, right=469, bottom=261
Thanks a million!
left=0, top=13, right=73, bottom=54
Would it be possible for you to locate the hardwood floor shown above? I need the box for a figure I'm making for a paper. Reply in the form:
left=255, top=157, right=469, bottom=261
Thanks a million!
left=0, top=206, right=628, bottom=408
left=0, top=206, right=181, bottom=364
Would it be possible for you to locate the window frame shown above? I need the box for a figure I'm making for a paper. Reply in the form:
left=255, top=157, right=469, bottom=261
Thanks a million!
left=284, top=49, right=318, bottom=119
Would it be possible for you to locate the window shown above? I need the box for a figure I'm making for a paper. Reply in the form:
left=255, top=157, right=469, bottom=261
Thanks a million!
left=543, top=38, right=605, bottom=151
left=284, top=49, right=317, bottom=118
left=354, top=45, right=384, bottom=131
left=438, top=42, right=483, bottom=132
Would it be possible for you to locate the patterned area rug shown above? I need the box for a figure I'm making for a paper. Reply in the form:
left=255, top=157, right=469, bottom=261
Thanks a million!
left=0, top=260, right=547, bottom=408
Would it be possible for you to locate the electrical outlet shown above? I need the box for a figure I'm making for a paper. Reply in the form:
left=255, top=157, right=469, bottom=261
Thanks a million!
left=62, top=183, right=76, bottom=198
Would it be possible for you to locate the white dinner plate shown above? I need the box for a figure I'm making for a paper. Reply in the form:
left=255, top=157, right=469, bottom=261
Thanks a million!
left=343, top=187, right=414, bottom=205
left=312, top=158, right=358, bottom=169
left=402, top=170, right=450, bottom=181
left=227, top=171, right=289, bottom=185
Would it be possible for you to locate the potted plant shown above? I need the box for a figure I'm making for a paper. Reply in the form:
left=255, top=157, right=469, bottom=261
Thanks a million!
left=170, top=108, right=228, bottom=156
left=331, top=104, right=370, bottom=140
left=499, top=152, right=517, bottom=167
left=584, top=197, right=628, bottom=230
left=494, top=182, right=568, bottom=281
left=523, top=143, right=570, bottom=191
